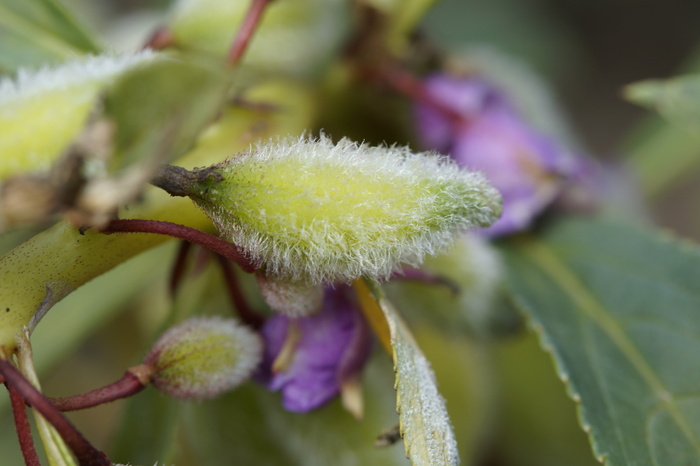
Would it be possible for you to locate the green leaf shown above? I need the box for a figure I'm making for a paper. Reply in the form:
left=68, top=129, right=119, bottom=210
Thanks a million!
left=359, top=278, right=459, bottom=465
left=625, top=75, right=700, bottom=127
left=55, top=57, right=234, bottom=230
left=623, top=75, right=700, bottom=198
left=0, top=0, right=101, bottom=72
left=104, top=56, right=233, bottom=171
left=500, top=218, right=700, bottom=465
left=411, top=325, right=498, bottom=464
left=493, top=329, right=603, bottom=466
left=624, top=121, right=700, bottom=199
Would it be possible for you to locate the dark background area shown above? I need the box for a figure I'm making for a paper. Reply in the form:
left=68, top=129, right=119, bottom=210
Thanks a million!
left=422, top=0, right=700, bottom=238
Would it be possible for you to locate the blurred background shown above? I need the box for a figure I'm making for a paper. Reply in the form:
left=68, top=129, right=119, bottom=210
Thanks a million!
left=424, top=0, right=700, bottom=239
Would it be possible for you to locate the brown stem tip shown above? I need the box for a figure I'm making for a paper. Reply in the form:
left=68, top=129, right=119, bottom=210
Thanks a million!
left=151, top=165, right=222, bottom=198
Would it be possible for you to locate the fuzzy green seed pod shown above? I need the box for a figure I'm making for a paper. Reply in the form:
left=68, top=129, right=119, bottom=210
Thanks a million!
left=187, top=135, right=502, bottom=284
left=0, top=51, right=157, bottom=180
left=144, top=316, right=262, bottom=400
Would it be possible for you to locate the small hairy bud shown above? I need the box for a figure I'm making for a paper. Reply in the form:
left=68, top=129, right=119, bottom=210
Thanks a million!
left=257, top=275, right=324, bottom=317
left=0, top=51, right=157, bottom=180
left=144, top=316, right=262, bottom=400
left=187, top=135, right=502, bottom=284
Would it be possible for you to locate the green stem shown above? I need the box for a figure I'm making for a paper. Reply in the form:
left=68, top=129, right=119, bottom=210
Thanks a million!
left=101, top=219, right=256, bottom=273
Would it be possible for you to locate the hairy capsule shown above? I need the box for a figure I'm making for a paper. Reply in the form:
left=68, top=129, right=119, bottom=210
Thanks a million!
left=188, top=135, right=502, bottom=284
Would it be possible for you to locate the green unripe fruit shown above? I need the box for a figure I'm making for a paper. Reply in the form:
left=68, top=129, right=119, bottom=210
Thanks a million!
left=187, top=135, right=502, bottom=284
left=144, top=316, right=262, bottom=400
left=0, top=51, right=157, bottom=180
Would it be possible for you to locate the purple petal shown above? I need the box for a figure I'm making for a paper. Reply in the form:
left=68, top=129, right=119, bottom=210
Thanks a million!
left=451, top=110, right=568, bottom=236
left=258, top=285, right=373, bottom=412
left=414, top=74, right=511, bottom=152
left=415, top=73, right=581, bottom=237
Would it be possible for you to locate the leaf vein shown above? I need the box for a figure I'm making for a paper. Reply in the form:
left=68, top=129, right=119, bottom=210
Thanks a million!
left=522, top=237, right=700, bottom=456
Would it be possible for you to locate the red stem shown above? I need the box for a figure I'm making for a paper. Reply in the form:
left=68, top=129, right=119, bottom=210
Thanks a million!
left=0, top=359, right=110, bottom=466
left=227, top=0, right=273, bottom=66
left=101, top=219, right=257, bottom=273
left=393, top=267, right=460, bottom=295
left=6, top=382, right=41, bottom=466
left=376, top=65, right=470, bottom=129
left=214, top=255, right=265, bottom=329
left=169, top=241, right=193, bottom=297
left=143, top=27, right=174, bottom=50
left=49, top=369, right=148, bottom=412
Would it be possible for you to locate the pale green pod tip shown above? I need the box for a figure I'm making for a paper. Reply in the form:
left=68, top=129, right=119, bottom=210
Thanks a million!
left=0, top=50, right=158, bottom=180
left=188, top=135, right=502, bottom=284
left=144, top=316, right=262, bottom=400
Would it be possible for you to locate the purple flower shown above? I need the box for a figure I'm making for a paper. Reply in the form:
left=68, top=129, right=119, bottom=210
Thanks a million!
left=257, top=284, right=373, bottom=413
left=415, top=74, right=580, bottom=236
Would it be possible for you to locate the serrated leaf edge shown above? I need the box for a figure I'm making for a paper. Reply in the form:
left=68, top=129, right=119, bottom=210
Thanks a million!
left=508, top=235, right=700, bottom=464
left=359, top=278, right=460, bottom=466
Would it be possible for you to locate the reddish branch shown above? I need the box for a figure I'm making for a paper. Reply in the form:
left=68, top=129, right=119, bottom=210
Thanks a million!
left=144, top=27, right=174, bottom=50
left=49, top=368, right=150, bottom=412
left=166, top=239, right=264, bottom=327
left=6, top=382, right=40, bottom=466
left=227, top=0, right=274, bottom=66
left=101, top=219, right=257, bottom=273
left=394, top=267, right=460, bottom=295
left=375, top=65, right=469, bottom=129
left=214, top=255, right=265, bottom=328
left=0, top=359, right=110, bottom=466
left=169, top=241, right=193, bottom=296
